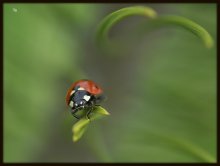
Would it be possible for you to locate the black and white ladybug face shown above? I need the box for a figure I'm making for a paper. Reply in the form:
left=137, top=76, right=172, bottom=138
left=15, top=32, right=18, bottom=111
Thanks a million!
left=68, top=87, right=92, bottom=110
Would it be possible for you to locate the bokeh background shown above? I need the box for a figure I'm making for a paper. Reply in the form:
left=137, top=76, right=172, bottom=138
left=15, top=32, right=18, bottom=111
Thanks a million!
left=4, top=3, right=216, bottom=163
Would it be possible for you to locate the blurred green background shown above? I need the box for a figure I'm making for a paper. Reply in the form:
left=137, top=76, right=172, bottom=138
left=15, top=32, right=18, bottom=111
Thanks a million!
left=4, top=3, right=216, bottom=163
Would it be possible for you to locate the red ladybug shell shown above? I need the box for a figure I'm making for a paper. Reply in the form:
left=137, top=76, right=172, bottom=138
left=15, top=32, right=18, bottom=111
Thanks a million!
left=66, top=79, right=103, bottom=105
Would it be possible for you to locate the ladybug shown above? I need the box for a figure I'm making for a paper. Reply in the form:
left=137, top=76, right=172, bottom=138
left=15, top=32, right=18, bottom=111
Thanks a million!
left=66, top=79, right=105, bottom=119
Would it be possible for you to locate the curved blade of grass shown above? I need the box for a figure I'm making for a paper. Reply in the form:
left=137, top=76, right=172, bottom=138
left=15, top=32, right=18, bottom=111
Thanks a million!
left=146, top=130, right=216, bottom=162
left=173, top=138, right=216, bottom=162
left=96, top=6, right=157, bottom=45
left=72, top=106, right=110, bottom=142
left=97, top=6, right=213, bottom=49
left=145, top=15, right=214, bottom=48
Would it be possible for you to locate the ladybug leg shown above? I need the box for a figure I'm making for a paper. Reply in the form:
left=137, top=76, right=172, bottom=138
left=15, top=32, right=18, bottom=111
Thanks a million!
left=71, top=108, right=80, bottom=119
left=86, top=107, right=91, bottom=119
left=86, top=107, right=93, bottom=120
left=72, top=113, right=80, bottom=119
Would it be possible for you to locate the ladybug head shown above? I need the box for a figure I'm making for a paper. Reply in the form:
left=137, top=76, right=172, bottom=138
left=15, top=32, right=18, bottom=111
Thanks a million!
left=68, top=86, right=92, bottom=111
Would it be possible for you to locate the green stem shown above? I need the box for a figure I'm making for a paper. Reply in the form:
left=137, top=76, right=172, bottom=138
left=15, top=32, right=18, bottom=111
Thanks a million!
left=146, top=15, right=214, bottom=48
left=96, top=6, right=214, bottom=49
left=86, top=124, right=112, bottom=162
left=173, top=138, right=216, bottom=163
left=96, top=6, right=157, bottom=44
left=148, top=131, right=216, bottom=162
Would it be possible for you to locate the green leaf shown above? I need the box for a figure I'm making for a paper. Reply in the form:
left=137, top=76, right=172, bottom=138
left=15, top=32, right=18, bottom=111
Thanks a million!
left=72, top=117, right=90, bottom=142
left=72, top=106, right=110, bottom=142
left=96, top=6, right=157, bottom=45
left=93, top=106, right=110, bottom=116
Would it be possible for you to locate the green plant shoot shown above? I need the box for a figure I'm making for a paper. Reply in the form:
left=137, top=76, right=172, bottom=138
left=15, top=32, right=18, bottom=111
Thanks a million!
left=72, top=106, right=110, bottom=142
left=96, top=6, right=157, bottom=45
left=97, top=6, right=214, bottom=48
